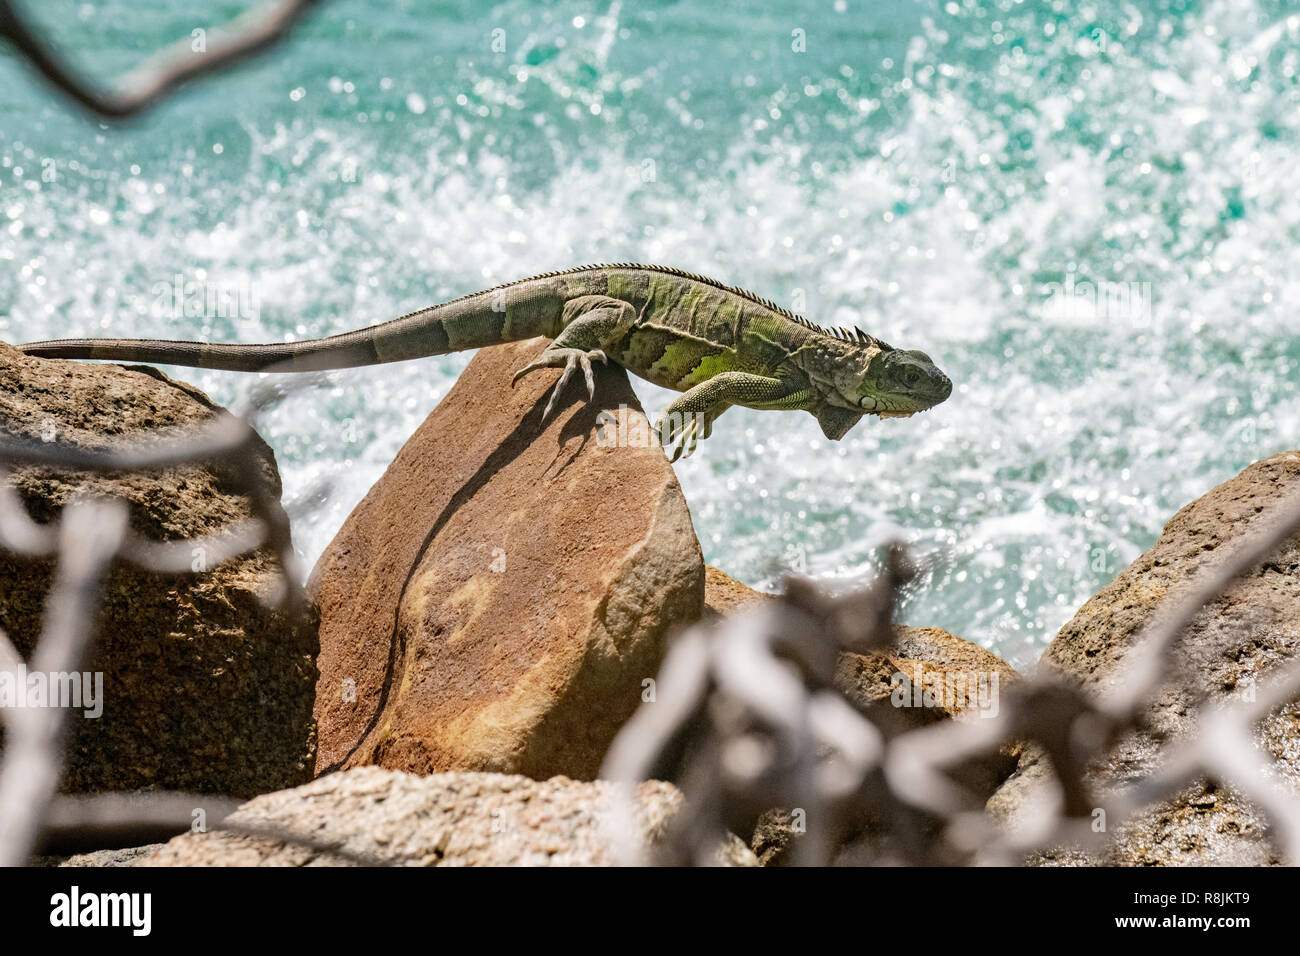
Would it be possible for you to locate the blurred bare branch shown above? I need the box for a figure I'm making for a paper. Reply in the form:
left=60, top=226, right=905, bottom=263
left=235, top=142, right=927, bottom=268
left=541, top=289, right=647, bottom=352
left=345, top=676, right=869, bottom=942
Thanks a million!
left=39, top=791, right=242, bottom=855
left=604, top=499, right=1300, bottom=866
left=0, top=499, right=128, bottom=866
left=0, top=0, right=322, bottom=119
left=40, top=791, right=393, bottom=866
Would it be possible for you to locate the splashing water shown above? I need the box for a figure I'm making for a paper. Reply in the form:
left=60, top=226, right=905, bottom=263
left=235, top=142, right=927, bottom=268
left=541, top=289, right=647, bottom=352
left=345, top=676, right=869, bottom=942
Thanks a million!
left=2, top=0, right=1299, bottom=669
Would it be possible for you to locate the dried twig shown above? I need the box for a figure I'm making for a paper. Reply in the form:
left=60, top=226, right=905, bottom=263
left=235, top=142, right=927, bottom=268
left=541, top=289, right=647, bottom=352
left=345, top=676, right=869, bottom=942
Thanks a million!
left=604, top=492, right=1300, bottom=866
left=0, top=0, right=322, bottom=119
left=0, top=499, right=128, bottom=866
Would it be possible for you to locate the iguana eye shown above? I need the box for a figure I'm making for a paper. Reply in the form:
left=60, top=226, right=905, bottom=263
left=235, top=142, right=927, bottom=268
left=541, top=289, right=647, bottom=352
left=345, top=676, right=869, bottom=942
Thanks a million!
left=904, top=369, right=920, bottom=387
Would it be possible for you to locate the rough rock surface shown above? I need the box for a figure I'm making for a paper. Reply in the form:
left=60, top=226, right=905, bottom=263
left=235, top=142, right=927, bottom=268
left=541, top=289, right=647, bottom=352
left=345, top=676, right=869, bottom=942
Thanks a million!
left=134, top=766, right=756, bottom=866
left=51, top=845, right=165, bottom=867
left=835, top=627, right=1017, bottom=727
left=700, top=566, right=1021, bottom=863
left=702, top=565, right=772, bottom=618
left=311, top=339, right=703, bottom=781
left=992, top=451, right=1300, bottom=865
left=0, top=343, right=316, bottom=796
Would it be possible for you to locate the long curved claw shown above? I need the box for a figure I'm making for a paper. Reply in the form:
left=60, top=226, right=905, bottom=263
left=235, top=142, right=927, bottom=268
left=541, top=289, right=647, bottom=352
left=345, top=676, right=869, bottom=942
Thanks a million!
left=541, top=357, right=578, bottom=423
left=583, top=349, right=609, bottom=399
left=678, top=417, right=700, bottom=460
left=655, top=411, right=700, bottom=463
left=511, top=361, right=546, bottom=388
left=579, top=354, right=597, bottom=401
left=653, top=414, right=673, bottom=456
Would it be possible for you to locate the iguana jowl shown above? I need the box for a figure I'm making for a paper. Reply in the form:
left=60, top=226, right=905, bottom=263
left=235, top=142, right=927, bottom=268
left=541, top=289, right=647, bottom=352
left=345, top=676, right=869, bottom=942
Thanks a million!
left=20, top=263, right=953, bottom=459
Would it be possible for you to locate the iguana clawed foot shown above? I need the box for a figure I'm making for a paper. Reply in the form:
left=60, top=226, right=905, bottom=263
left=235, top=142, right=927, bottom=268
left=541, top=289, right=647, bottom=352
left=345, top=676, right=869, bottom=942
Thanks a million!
left=512, top=347, right=608, bottom=422
left=655, top=409, right=713, bottom=462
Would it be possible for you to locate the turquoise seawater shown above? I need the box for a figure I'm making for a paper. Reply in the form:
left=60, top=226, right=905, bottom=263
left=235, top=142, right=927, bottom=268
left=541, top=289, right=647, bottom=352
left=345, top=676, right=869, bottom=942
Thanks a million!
left=3, top=0, right=1299, bottom=669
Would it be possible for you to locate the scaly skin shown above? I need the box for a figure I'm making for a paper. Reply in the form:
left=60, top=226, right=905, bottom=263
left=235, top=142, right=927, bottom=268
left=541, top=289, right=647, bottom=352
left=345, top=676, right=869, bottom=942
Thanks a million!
left=20, top=263, right=953, bottom=459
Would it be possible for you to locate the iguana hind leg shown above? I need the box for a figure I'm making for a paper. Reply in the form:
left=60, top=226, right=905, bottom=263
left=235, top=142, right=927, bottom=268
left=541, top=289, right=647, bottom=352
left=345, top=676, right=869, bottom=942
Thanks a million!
left=655, top=372, right=811, bottom=461
left=512, top=346, right=609, bottom=421
left=512, top=299, right=633, bottom=422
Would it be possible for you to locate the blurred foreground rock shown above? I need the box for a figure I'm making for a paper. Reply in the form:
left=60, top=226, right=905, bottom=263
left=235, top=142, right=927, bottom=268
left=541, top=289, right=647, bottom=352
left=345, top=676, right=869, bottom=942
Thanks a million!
left=311, top=338, right=703, bottom=781
left=0, top=343, right=316, bottom=796
left=134, top=766, right=756, bottom=866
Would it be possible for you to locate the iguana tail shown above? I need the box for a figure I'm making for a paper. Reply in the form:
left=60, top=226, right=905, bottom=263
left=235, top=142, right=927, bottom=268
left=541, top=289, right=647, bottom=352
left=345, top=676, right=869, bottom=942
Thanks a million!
left=19, top=279, right=570, bottom=372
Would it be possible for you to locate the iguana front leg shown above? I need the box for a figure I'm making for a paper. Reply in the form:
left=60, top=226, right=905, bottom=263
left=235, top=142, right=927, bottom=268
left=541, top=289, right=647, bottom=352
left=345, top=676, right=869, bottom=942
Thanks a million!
left=656, top=372, right=812, bottom=461
left=511, top=298, right=635, bottom=421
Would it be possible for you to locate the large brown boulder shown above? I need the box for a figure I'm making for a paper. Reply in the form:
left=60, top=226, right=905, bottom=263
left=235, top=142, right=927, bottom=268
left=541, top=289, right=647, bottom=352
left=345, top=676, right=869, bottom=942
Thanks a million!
left=311, top=339, right=703, bottom=781
left=992, top=451, right=1300, bottom=865
left=0, top=343, right=317, bottom=796
left=132, top=766, right=756, bottom=866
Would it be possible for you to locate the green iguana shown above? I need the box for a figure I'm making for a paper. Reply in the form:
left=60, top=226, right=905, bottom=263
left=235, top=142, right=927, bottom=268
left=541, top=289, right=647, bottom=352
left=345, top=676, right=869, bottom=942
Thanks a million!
left=20, top=263, right=952, bottom=460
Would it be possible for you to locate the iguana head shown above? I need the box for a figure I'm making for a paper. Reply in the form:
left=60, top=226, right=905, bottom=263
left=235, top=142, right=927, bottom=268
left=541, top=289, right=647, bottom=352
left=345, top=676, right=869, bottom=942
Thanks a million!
left=813, top=341, right=952, bottom=439
left=855, top=347, right=952, bottom=418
